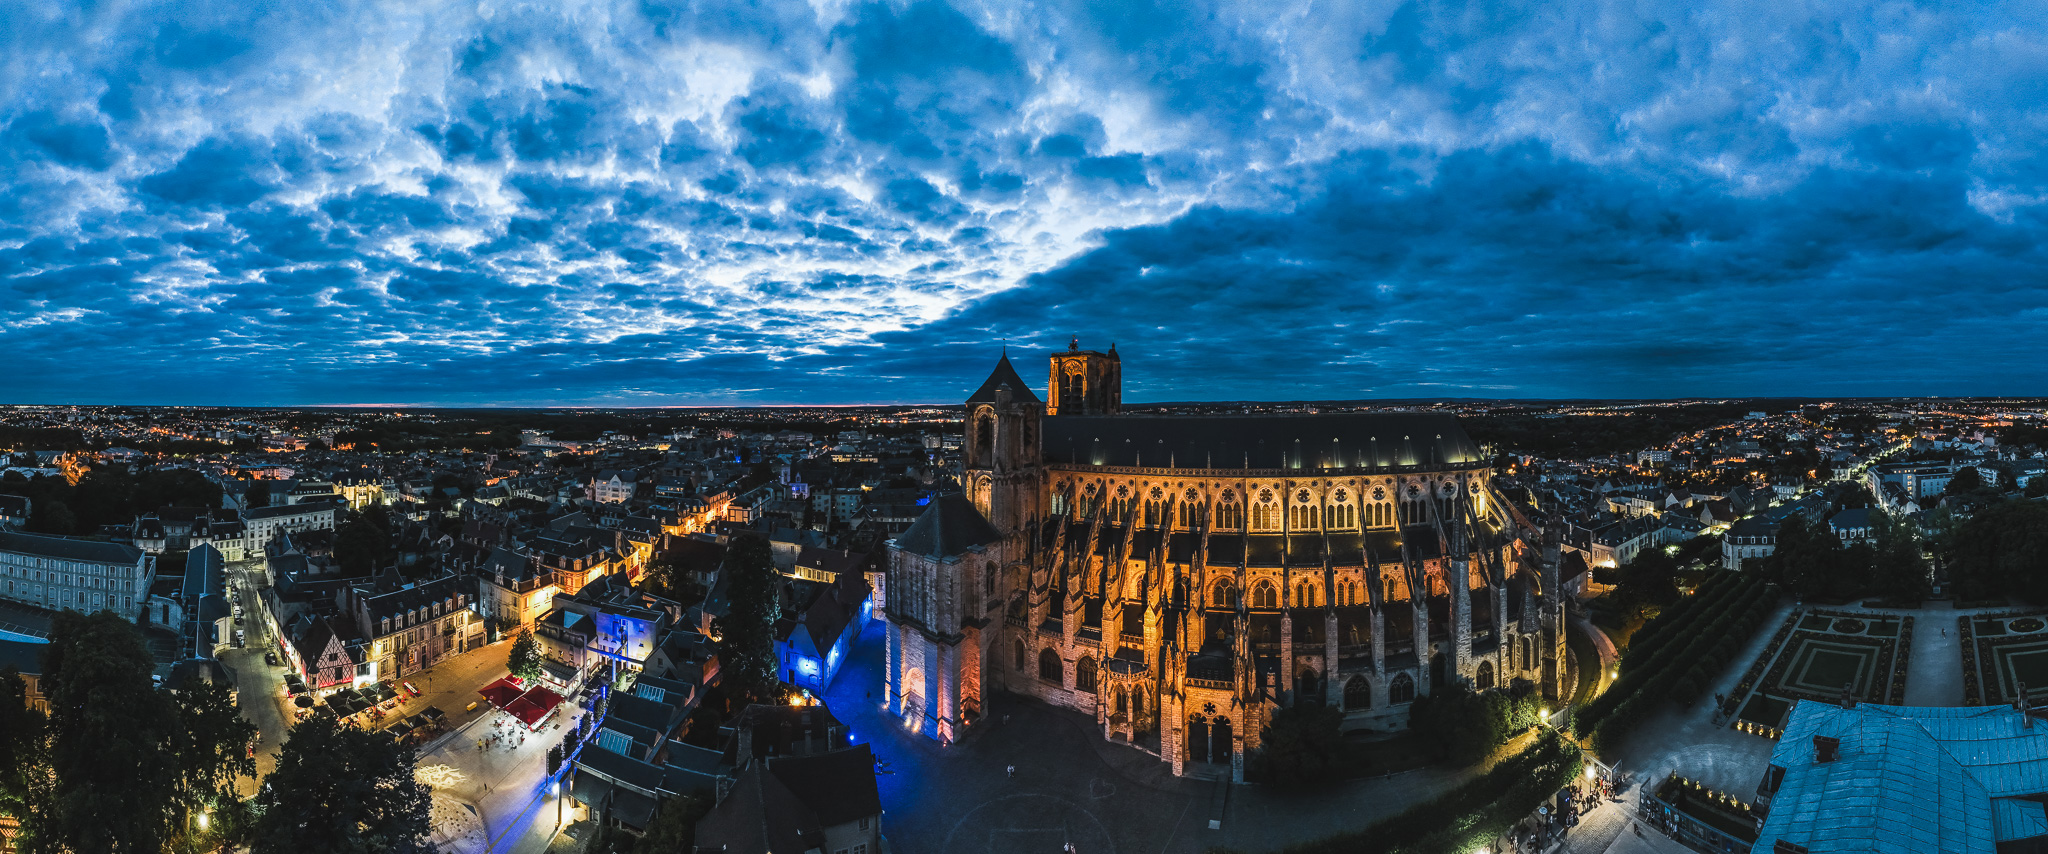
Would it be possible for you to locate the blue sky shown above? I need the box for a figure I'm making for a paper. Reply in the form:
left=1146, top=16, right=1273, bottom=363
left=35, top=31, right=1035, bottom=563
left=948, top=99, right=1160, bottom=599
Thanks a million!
left=3, top=0, right=2047, bottom=406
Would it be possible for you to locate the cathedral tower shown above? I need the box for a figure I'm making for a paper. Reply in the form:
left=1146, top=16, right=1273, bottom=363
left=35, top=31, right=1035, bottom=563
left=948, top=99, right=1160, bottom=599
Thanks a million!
left=1046, top=338, right=1121, bottom=416
left=964, top=352, right=1043, bottom=534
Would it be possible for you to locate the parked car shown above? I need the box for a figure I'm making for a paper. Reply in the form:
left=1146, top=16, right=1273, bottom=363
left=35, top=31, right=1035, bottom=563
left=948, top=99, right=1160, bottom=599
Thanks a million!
left=264, top=651, right=279, bottom=666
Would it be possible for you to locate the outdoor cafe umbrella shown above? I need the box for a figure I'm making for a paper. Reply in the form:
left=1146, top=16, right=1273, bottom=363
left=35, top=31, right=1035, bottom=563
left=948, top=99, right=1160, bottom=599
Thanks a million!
left=294, top=695, right=314, bottom=709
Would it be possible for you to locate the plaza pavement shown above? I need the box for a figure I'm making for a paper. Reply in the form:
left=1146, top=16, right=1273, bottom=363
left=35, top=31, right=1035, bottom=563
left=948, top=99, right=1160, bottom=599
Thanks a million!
left=826, top=619, right=1491, bottom=854
left=415, top=698, right=588, bottom=854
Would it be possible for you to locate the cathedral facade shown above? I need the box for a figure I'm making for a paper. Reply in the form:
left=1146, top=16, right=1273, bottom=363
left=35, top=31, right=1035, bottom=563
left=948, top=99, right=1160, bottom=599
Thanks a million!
left=881, top=343, right=1567, bottom=781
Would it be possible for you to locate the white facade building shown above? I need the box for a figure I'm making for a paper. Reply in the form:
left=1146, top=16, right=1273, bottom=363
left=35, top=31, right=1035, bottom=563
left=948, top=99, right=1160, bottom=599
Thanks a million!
left=0, top=530, right=154, bottom=618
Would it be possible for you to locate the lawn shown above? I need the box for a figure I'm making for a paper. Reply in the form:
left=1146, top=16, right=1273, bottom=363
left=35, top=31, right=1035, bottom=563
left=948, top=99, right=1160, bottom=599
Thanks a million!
left=1995, top=644, right=2048, bottom=698
left=1794, top=646, right=1872, bottom=696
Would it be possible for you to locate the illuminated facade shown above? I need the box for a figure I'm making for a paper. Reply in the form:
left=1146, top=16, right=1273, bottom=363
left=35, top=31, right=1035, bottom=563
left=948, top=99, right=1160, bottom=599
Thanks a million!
left=884, top=344, right=1568, bottom=781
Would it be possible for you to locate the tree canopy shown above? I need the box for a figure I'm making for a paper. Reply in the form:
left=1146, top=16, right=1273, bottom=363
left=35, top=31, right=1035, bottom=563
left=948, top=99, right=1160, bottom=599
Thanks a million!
left=1948, top=501, right=2048, bottom=604
left=712, top=535, right=783, bottom=705
left=252, top=715, right=433, bottom=854
left=508, top=629, right=543, bottom=682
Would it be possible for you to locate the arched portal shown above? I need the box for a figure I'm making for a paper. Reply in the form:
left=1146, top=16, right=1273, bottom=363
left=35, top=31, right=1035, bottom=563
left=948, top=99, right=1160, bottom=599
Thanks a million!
left=1189, top=716, right=1211, bottom=764
left=1211, top=716, right=1234, bottom=766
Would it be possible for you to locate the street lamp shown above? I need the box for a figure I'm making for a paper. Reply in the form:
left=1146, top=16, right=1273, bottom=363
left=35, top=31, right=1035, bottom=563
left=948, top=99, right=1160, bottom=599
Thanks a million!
left=196, top=810, right=209, bottom=831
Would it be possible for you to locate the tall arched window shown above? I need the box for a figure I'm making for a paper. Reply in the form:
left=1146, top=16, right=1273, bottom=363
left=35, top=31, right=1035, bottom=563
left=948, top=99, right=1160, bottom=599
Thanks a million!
left=972, top=414, right=995, bottom=467
left=1297, top=582, right=1316, bottom=608
left=1212, top=580, right=1237, bottom=608
left=1252, top=580, right=1277, bottom=609
left=1389, top=672, right=1416, bottom=704
left=1476, top=660, right=1495, bottom=690
left=1076, top=656, right=1097, bottom=693
left=1039, top=648, right=1063, bottom=684
left=1344, top=676, right=1372, bottom=709
left=984, top=562, right=997, bottom=605
left=1015, top=639, right=1028, bottom=671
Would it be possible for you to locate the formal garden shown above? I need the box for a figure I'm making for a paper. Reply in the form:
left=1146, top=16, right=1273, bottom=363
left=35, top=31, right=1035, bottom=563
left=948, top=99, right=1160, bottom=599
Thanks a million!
left=1722, top=609, right=1912, bottom=732
left=1962, top=612, right=2048, bottom=705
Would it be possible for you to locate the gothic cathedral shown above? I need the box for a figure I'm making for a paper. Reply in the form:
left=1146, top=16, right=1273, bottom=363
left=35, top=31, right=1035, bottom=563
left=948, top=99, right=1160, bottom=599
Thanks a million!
left=881, top=342, right=1568, bottom=781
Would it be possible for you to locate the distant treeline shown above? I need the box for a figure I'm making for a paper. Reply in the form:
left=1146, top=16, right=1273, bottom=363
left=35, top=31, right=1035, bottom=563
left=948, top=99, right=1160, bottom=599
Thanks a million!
left=1463, top=403, right=1760, bottom=458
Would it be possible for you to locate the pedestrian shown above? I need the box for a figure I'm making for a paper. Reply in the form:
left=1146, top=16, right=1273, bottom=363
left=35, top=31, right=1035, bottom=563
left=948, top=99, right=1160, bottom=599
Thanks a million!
left=1007, top=764, right=1015, bottom=778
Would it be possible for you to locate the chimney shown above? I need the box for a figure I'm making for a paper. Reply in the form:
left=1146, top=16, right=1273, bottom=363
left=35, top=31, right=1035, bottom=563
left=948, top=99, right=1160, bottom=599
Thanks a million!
left=1813, top=735, right=1840, bottom=764
left=2022, top=683, right=2033, bottom=728
left=1840, top=682, right=1855, bottom=710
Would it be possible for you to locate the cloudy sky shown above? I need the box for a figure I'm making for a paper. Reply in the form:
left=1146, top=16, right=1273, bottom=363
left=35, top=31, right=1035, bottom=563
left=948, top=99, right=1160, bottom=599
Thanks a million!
left=3, top=0, right=2046, bottom=405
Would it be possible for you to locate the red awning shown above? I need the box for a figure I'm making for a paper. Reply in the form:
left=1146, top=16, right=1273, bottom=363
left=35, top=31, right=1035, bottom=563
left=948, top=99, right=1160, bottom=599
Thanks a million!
left=478, top=677, right=524, bottom=709
left=504, top=685, right=565, bottom=728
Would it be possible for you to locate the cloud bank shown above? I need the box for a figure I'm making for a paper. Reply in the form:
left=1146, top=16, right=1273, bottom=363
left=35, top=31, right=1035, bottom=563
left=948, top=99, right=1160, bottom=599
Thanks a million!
left=2, top=0, right=2045, bottom=404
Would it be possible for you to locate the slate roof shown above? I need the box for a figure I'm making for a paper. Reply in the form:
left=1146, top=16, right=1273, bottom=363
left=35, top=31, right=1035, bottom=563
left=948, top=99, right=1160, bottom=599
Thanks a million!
left=894, top=494, right=1001, bottom=559
left=1040, top=412, right=1482, bottom=470
left=1754, top=702, right=2048, bottom=854
left=694, top=758, right=818, bottom=854
left=0, top=530, right=143, bottom=565
left=964, top=354, right=1042, bottom=404
left=768, top=742, right=880, bottom=827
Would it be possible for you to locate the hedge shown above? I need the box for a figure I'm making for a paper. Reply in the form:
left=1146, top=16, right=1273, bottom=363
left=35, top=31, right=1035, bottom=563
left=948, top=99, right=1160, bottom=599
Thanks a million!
left=1276, top=731, right=1585, bottom=854
left=1588, top=581, right=1780, bottom=755
left=1580, top=573, right=1767, bottom=734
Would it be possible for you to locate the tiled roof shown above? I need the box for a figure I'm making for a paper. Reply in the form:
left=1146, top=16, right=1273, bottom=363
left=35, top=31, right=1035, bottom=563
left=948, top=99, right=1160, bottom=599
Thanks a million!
left=0, top=530, right=142, bottom=565
left=1756, top=702, right=2048, bottom=854
left=894, top=494, right=1001, bottom=559
left=964, top=354, right=1041, bottom=405
left=1040, top=411, right=1482, bottom=470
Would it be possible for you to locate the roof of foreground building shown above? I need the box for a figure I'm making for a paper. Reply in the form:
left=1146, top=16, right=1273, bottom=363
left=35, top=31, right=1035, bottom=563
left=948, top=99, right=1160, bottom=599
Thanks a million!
left=1755, top=701, right=2048, bottom=854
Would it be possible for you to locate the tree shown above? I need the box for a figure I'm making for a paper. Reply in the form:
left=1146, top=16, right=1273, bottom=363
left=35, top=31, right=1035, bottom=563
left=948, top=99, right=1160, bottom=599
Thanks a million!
left=1251, top=703, right=1346, bottom=787
left=713, top=535, right=783, bottom=705
left=508, top=629, right=543, bottom=682
left=169, top=678, right=258, bottom=827
left=1873, top=534, right=1930, bottom=603
left=334, top=507, right=393, bottom=575
left=1407, top=682, right=1497, bottom=766
left=1946, top=466, right=1985, bottom=496
left=0, top=667, right=49, bottom=849
left=39, top=610, right=181, bottom=854
left=28, top=499, right=75, bottom=535
left=252, top=716, right=433, bottom=854
left=1950, top=501, right=2048, bottom=603
left=633, top=791, right=713, bottom=854
left=245, top=478, right=272, bottom=509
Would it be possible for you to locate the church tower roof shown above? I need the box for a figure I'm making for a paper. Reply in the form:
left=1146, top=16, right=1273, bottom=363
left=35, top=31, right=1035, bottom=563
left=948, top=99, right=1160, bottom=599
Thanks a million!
left=895, top=494, right=1003, bottom=558
left=966, top=353, right=1041, bottom=404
